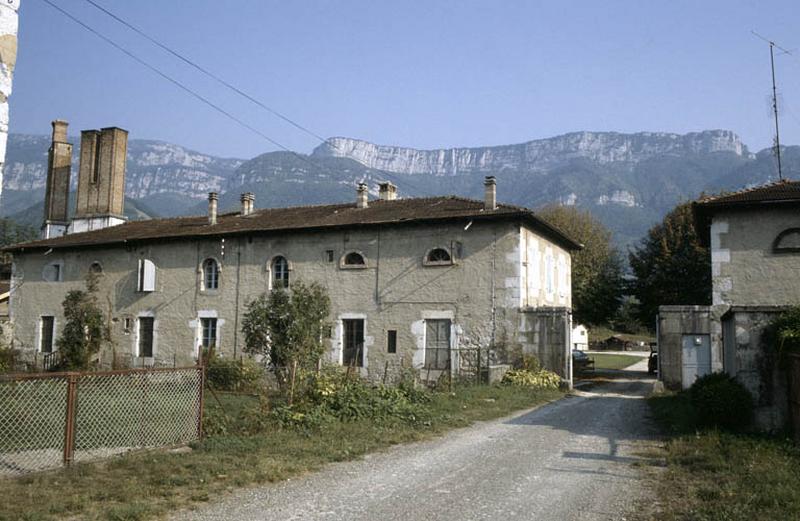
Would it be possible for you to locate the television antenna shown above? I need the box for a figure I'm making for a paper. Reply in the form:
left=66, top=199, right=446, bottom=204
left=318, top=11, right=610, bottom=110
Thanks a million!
left=752, top=31, right=792, bottom=180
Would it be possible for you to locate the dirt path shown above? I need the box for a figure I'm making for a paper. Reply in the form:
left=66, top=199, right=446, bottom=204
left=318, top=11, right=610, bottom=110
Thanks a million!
left=172, top=373, right=657, bottom=521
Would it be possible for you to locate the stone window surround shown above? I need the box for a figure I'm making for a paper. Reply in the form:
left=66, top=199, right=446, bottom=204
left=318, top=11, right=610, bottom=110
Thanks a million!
left=133, top=310, right=157, bottom=359
left=340, top=250, right=367, bottom=270
left=37, top=315, right=57, bottom=353
left=189, top=310, right=224, bottom=359
left=199, top=257, right=222, bottom=292
left=42, top=260, right=64, bottom=282
left=266, top=254, right=293, bottom=290
left=772, top=227, right=800, bottom=253
left=423, top=246, right=455, bottom=267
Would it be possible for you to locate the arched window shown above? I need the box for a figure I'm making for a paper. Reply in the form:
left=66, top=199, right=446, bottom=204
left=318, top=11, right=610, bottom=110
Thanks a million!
left=773, top=228, right=800, bottom=253
left=272, top=256, right=289, bottom=288
left=89, top=261, right=103, bottom=275
left=425, top=247, right=452, bottom=265
left=203, top=258, right=219, bottom=290
left=343, top=251, right=366, bottom=267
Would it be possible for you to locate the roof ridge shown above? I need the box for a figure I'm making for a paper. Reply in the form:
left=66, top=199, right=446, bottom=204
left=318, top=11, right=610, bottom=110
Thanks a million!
left=698, top=178, right=798, bottom=203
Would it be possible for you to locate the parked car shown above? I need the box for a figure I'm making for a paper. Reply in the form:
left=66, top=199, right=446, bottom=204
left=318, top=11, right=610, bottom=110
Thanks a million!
left=572, top=349, right=594, bottom=373
left=648, top=346, right=658, bottom=375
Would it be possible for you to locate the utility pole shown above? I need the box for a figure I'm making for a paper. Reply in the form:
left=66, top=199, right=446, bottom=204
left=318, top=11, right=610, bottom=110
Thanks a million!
left=753, top=31, right=791, bottom=180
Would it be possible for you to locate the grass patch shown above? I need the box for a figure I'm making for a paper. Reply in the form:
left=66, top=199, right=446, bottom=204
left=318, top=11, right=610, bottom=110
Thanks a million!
left=0, top=385, right=562, bottom=521
left=640, top=391, right=800, bottom=520
left=589, top=353, right=645, bottom=370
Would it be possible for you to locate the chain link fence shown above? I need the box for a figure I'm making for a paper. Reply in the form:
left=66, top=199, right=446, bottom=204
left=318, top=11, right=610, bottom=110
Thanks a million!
left=0, top=366, right=204, bottom=476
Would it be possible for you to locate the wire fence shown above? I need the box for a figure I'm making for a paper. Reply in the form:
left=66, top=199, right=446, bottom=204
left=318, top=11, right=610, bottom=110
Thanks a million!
left=0, top=366, right=204, bottom=476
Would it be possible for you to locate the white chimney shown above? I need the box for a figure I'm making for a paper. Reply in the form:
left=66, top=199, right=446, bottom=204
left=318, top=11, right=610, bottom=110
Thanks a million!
left=208, top=192, right=218, bottom=225
left=247, top=192, right=255, bottom=214
left=484, top=176, right=497, bottom=211
left=378, top=181, right=397, bottom=201
left=356, top=183, right=368, bottom=209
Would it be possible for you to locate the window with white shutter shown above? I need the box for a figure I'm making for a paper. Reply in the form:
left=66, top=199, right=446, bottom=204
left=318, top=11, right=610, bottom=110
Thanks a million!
left=137, top=259, right=156, bottom=292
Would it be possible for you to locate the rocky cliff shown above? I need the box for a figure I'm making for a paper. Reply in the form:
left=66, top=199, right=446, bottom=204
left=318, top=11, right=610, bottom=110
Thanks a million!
left=312, top=130, right=748, bottom=176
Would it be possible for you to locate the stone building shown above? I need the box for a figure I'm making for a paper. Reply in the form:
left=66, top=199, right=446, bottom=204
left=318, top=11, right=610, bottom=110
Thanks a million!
left=6, top=123, right=581, bottom=384
left=658, top=180, right=800, bottom=430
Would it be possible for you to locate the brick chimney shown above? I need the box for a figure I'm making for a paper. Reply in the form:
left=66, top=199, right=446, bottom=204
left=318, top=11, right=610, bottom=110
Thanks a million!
left=41, top=119, right=72, bottom=239
left=240, top=193, right=254, bottom=216
left=208, top=192, right=218, bottom=225
left=484, top=176, right=497, bottom=211
left=378, top=181, right=397, bottom=201
left=70, top=126, right=128, bottom=234
left=356, top=183, right=368, bottom=209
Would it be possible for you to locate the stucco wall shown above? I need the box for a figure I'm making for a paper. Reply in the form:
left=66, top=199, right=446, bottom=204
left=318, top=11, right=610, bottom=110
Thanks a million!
left=711, top=207, right=800, bottom=307
left=11, top=219, right=572, bottom=380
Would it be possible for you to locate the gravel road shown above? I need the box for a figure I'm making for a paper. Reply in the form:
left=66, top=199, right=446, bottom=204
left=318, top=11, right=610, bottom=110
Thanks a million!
left=172, top=373, right=656, bottom=521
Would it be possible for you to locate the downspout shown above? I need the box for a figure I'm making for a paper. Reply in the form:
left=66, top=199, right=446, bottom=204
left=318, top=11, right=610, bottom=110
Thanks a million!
left=232, top=242, right=242, bottom=358
left=375, top=226, right=381, bottom=309
left=490, top=227, right=497, bottom=352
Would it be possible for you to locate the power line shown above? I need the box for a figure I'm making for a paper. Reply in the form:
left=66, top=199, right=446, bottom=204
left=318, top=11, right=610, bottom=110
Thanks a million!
left=80, top=0, right=330, bottom=145
left=38, top=0, right=390, bottom=192
left=41, top=0, right=435, bottom=198
left=75, top=0, right=436, bottom=197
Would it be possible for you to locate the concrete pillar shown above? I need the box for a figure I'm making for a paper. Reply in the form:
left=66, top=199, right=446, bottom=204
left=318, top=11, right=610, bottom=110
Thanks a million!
left=0, top=1, right=20, bottom=203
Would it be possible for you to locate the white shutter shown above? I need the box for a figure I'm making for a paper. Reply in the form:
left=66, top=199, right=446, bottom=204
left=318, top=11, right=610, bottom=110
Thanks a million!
left=142, top=259, right=156, bottom=292
left=137, top=259, right=143, bottom=291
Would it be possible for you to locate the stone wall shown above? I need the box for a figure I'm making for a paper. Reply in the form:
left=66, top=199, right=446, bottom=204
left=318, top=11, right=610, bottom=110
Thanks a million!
left=10, top=218, right=572, bottom=381
left=710, top=207, right=800, bottom=307
left=657, top=306, right=714, bottom=389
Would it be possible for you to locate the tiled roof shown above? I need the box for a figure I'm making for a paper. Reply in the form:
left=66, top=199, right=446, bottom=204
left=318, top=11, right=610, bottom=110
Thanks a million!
left=695, top=179, right=800, bottom=208
left=6, top=196, right=582, bottom=252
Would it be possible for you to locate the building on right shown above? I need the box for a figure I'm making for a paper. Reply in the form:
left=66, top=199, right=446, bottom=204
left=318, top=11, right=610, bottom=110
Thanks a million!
left=658, top=180, right=800, bottom=431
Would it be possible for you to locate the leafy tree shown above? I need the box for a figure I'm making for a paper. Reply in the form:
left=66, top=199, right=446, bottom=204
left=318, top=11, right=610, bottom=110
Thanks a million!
left=242, top=280, right=330, bottom=388
left=628, top=201, right=711, bottom=325
left=0, top=218, right=36, bottom=248
left=537, top=205, right=624, bottom=325
left=56, top=272, right=109, bottom=370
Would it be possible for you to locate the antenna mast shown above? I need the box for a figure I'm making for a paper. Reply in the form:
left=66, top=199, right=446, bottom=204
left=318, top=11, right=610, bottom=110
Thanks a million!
left=753, top=31, right=791, bottom=180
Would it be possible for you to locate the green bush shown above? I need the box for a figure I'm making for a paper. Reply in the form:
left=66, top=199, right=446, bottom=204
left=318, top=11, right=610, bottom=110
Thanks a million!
left=689, top=372, right=753, bottom=431
left=272, top=369, right=432, bottom=430
left=767, top=306, right=800, bottom=362
left=0, top=346, right=17, bottom=373
left=205, top=355, right=264, bottom=392
left=500, top=368, right=561, bottom=390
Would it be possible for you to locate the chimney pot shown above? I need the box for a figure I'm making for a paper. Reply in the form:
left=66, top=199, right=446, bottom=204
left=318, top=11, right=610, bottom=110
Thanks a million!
left=356, top=183, right=369, bottom=209
left=208, top=192, right=218, bottom=225
left=51, top=120, right=68, bottom=143
left=484, top=176, right=497, bottom=211
left=378, top=181, right=397, bottom=201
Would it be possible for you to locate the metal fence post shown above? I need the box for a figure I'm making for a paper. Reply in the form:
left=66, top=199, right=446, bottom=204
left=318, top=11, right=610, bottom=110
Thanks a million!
left=63, top=373, right=78, bottom=465
left=196, top=363, right=206, bottom=441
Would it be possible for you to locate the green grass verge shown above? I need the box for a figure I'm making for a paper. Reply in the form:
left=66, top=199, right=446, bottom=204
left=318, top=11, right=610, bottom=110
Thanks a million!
left=642, top=392, right=800, bottom=520
left=0, top=385, right=563, bottom=521
left=589, top=353, right=646, bottom=370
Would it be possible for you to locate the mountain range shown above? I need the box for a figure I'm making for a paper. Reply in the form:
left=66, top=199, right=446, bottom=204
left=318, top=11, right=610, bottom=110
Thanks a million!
left=2, top=130, right=797, bottom=249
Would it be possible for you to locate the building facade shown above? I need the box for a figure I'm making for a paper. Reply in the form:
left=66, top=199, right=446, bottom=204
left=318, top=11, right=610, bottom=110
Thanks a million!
left=659, top=181, right=800, bottom=430
left=7, top=123, right=581, bottom=384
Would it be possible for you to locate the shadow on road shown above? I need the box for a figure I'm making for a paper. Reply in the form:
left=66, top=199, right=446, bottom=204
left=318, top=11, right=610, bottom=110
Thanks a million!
left=504, top=369, right=660, bottom=476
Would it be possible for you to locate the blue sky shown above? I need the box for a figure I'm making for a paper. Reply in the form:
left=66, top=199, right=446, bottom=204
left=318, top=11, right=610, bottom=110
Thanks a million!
left=10, top=0, right=800, bottom=158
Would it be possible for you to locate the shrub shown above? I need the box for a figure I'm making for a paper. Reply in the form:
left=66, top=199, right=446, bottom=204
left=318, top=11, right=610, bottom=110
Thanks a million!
left=205, top=355, right=263, bottom=392
left=272, top=368, right=432, bottom=430
left=501, top=368, right=561, bottom=390
left=767, top=306, right=800, bottom=362
left=689, top=372, right=753, bottom=431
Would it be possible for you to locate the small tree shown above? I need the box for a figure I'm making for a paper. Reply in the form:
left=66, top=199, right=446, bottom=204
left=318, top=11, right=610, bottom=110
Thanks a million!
left=629, top=201, right=711, bottom=325
left=56, top=272, right=109, bottom=370
left=242, top=280, right=330, bottom=389
left=537, top=205, right=625, bottom=325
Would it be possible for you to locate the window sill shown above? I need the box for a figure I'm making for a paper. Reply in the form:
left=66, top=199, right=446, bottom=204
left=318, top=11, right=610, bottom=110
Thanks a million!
left=422, top=261, right=457, bottom=267
left=340, top=265, right=368, bottom=270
